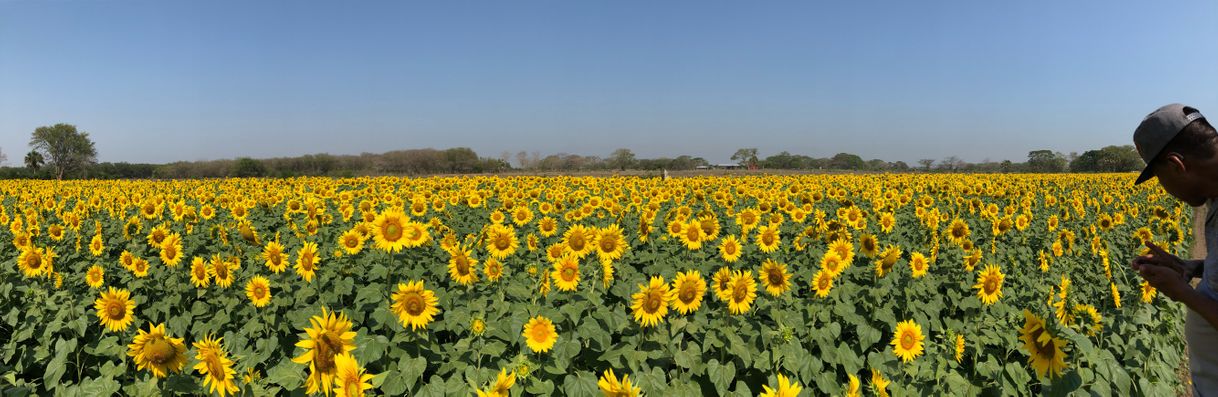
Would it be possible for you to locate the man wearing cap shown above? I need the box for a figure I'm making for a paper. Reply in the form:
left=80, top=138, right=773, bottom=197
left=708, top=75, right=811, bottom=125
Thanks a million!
left=1130, top=103, right=1218, bottom=395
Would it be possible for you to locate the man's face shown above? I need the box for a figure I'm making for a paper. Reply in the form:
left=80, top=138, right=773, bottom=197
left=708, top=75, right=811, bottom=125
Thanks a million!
left=1154, top=156, right=1208, bottom=206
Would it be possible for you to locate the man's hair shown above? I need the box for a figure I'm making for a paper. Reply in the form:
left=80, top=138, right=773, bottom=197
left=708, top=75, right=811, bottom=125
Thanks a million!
left=1154, top=106, right=1218, bottom=164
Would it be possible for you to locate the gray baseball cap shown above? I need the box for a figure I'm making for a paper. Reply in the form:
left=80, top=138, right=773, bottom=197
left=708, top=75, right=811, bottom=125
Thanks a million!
left=1133, top=103, right=1206, bottom=185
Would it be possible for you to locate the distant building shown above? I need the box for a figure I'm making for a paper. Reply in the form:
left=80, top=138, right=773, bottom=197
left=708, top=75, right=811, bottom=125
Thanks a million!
left=712, top=163, right=744, bottom=169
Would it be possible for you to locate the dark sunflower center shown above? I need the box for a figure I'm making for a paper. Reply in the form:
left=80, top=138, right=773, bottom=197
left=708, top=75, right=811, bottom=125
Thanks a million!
left=145, top=338, right=176, bottom=364
left=384, top=223, right=402, bottom=241
left=645, top=292, right=663, bottom=312
left=107, top=301, right=125, bottom=319
left=405, top=294, right=424, bottom=315
left=984, top=278, right=998, bottom=294
left=680, top=285, right=696, bottom=302
left=901, top=333, right=915, bottom=350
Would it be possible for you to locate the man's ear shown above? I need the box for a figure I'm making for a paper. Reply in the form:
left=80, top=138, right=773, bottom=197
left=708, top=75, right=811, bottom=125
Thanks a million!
left=1163, top=152, right=1188, bottom=175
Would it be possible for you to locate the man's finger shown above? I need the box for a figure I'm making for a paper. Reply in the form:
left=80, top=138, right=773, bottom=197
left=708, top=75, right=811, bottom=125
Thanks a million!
left=1145, top=241, right=1173, bottom=259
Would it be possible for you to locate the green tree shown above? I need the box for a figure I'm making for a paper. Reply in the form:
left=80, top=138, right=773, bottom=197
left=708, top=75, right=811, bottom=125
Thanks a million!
left=1026, top=150, right=1068, bottom=173
left=828, top=153, right=865, bottom=170
left=29, top=123, right=97, bottom=179
left=608, top=148, right=636, bottom=170
left=731, top=148, right=759, bottom=167
left=231, top=157, right=267, bottom=177
left=24, top=151, right=44, bottom=171
left=1070, top=145, right=1144, bottom=172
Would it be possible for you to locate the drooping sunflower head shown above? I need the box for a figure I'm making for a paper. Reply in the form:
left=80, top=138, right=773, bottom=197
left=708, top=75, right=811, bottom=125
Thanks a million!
left=712, top=267, right=734, bottom=302
left=128, top=322, right=187, bottom=378
left=858, top=234, right=879, bottom=258
left=293, top=307, right=358, bottom=396
left=332, top=352, right=375, bottom=397
left=94, top=287, right=135, bottom=332
left=390, top=280, right=440, bottom=331
left=759, top=373, right=802, bottom=397
left=1018, top=310, right=1068, bottom=379
left=193, top=335, right=239, bottom=397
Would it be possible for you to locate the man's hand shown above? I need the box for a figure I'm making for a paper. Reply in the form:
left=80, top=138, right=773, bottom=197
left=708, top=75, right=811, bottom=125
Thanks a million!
left=1132, top=241, right=1193, bottom=301
left=1132, top=241, right=1188, bottom=278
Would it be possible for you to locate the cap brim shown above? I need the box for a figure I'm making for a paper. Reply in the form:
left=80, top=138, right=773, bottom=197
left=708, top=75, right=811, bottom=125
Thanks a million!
left=1134, top=165, right=1155, bottom=185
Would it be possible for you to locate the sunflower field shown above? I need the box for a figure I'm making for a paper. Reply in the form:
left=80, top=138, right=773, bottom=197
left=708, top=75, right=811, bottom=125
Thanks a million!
left=0, top=174, right=1194, bottom=396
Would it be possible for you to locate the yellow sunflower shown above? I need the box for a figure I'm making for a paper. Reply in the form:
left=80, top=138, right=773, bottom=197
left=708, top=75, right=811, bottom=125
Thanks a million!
left=245, top=276, right=272, bottom=308
left=484, top=258, right=505, bottom=282
left=759, top=373, right=802, bottom=397
left=371, top=210, right=410, bottom=253
left=193, top=335, right=239, bottom=397
left=727, top=270, right=758, bottom=315
left=598, top=369, right=642, bottom=397
left=476, top=368, right=517, bottom=397
left=679, top=220, right=705, bottom=250
left=562, top=224, right=596, bottom=258
left=631, top=276, right=671, bottom=327
left=159, top=233, right=184, bottom=267
left=17, top=246, right=52, bottom=278
left=130, top=258, right=150, bottom=278
left=484, top=224, right=519, bottom=260
left=811, top=269, right=834, bottom=298
left=819, top=252, right=846, bottom=278
left=447, top=248, right=479, bottom=286
left=337, top=229, right=365, bottom=256
left=89, top=233, right=105, bottom=256
left=1019, top=310, right=1068, bottom=379
left=945, top=219, right=970, bottom=245
left=828, top=238, right=855, bottom=267
left=263, top=241, right=287, bottom=273
left=538, top=216, right=558, bottom=237
left=94, top=287, right=135, bottom=332
left=718, top=234, right=743, bottom=263
left=295, top=241, right=321, bottom=283
left=711, top=267, right=733, bottom=302
left=870, top=368, right=890, bottom=397
left=127, top=322, right=187, bottom=378
left=858, top=234, right=879, bottom=258
left=909, top=252, right=928, bottom=278
left=891, top=320, right=925, bottom=363
left=973, top=264, right=1004, bottom=305
left=551, top=255, right=581, bottom=291
left=293, top=307, right=358, bottom=396
left=595, top=224, right=627, bottom=263
left=210, top=255, right=235, bottom=288
left=845, top=374, right=860, bottom=397
left=759, top=259, right=792, bottom=297
left=670, top=270, right=706, bottom=315
left=332, top=352, right=374, bottom=397
left=390, top=280, right=440, bottom=331
left=190, top=257, right=211, bottom=288
left=755, top=224, right=780, bottom=253
left=874, top=245, right=901, bottom=277
left=522, top=315, right=558, bottom=354
left=86, top=264, right=105, bottom=289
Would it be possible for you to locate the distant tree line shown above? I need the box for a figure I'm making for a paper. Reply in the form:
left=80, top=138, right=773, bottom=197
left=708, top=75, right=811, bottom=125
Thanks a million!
left=0, top=123, right=1145, bottom=180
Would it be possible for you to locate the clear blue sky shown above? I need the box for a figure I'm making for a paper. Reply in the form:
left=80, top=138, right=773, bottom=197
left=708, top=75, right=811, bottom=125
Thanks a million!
left=2, top=1, right=1216, bottom=166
